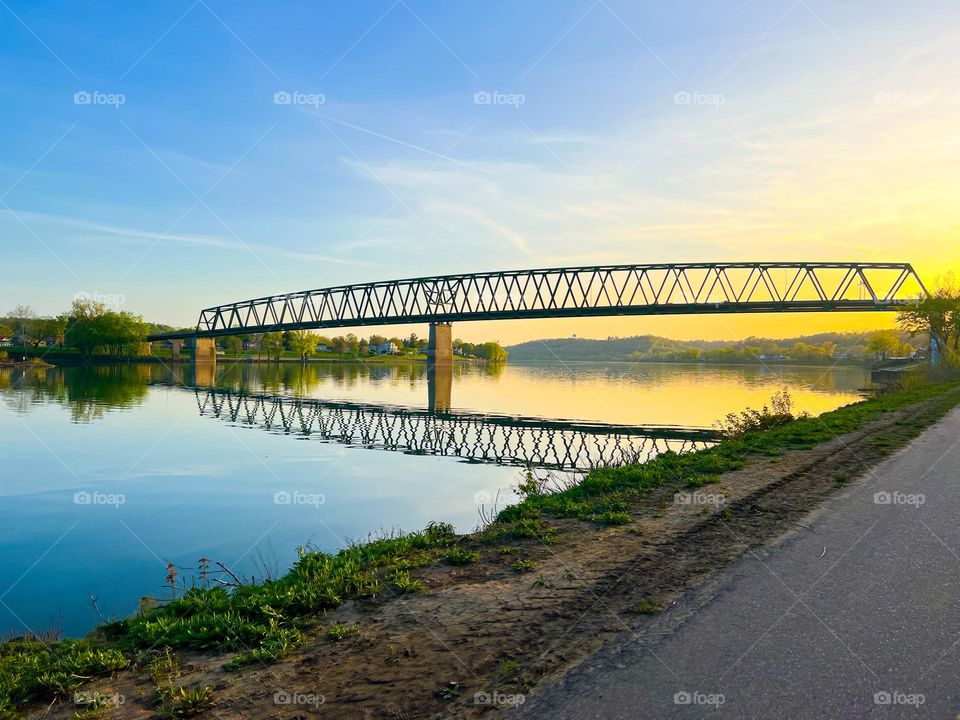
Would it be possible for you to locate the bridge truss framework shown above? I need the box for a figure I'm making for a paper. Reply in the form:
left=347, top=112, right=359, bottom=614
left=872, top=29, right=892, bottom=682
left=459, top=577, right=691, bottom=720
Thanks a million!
left=150, top=262, right=926, bottom=340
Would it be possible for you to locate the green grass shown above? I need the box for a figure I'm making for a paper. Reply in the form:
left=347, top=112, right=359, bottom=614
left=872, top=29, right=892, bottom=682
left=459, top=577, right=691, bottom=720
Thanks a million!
left=634, top=600, right=662, bottom=615
left=3, top=381, right=960, bottom=718
left=325, top=623, right=361, bottom=641
left=442, top=547, right=481, bottom=566
left=103, top=521, right=458, bottom=669
left=511, top=559, right=537, bottom=573
left=0, top=639, right=128, bottom=719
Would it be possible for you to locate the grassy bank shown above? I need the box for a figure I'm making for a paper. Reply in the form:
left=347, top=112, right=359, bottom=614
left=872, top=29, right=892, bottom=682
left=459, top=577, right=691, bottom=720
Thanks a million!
left=4, top=378, right=960, bottom=719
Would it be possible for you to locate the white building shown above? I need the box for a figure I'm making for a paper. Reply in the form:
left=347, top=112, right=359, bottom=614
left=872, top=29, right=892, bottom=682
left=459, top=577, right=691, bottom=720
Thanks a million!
left=368, top=341, right=399, bottom=356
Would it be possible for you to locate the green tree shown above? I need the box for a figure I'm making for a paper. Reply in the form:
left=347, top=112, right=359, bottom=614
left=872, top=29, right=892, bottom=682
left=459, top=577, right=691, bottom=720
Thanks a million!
left=866, top=329, right=900, bottom=361
left=474, top=342, right=508, bottom=363
left=64, top=299, right=146, bottom=356
left=261, top=332, right=284, bottom=360
left=898, top=275, right=960, bottom=355
left=289, top=330, right=316, bottom=361
left=345, top=333, right=360, bottom=357
left=223, top=335, right=244, bottom=354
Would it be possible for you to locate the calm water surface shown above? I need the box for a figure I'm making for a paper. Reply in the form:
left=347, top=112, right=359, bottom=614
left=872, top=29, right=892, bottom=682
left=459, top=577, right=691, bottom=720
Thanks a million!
left=0, top=360, right=869, bottom=636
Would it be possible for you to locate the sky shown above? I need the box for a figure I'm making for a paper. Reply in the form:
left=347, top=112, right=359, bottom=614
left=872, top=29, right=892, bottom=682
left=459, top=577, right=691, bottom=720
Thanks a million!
left=1, top=0, right=958, bottom=344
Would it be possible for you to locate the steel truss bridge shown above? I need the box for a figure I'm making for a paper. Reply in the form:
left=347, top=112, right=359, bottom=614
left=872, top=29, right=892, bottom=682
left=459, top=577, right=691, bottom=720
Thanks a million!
left=149, top=262, right=926, bottom=340
left=194, top=389, right=719, bottom=472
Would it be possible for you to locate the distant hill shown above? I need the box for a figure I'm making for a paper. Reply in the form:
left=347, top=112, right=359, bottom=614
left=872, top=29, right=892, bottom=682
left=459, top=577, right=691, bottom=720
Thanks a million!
left=505, top=335, right=693, bottom=362
left=505, top=331, right=921, bottom=363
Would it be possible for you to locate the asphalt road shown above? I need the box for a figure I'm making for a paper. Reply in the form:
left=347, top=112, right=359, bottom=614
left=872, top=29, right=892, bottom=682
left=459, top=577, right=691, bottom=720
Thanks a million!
left=513, top=406, right=960, bottom=720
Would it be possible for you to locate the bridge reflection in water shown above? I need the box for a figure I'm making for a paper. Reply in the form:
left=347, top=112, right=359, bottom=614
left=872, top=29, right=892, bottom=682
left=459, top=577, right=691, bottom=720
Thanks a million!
left=194, top=388, right=719, bottom=472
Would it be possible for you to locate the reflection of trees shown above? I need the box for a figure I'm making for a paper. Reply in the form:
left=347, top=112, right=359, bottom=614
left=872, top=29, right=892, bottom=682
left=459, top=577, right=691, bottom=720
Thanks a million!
left=212, top=361, right=437, bottom=396
left=1, top=365, right=153, bottom=422
left=205, top=360, right=504, bottom=398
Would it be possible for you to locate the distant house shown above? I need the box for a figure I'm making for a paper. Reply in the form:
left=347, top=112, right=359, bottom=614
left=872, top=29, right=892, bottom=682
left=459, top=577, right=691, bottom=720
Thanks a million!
left=316, top=343, right=331, bottom=353
left=243, top=340, right=260, bottom=351
left=757, top=353, right=787, bottom=361
left=0, top=337, right=12, bottom=347
left=832, top=351, right=849, bottom=360
left=368, top=341, right=399, bottom=356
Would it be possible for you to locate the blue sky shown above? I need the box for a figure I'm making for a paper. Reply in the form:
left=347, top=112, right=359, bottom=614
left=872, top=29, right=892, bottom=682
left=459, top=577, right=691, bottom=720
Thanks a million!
left=2, top=1, right=958, bottom=342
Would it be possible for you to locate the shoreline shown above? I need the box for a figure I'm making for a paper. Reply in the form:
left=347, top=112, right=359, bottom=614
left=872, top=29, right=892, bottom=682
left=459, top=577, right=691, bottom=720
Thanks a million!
left=7, top=377, right=960, bottom=719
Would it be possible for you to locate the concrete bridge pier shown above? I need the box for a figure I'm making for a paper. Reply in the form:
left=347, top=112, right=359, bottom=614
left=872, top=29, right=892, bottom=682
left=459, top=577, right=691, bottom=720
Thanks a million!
left=193, top=338, right=217, bottom=364
left=191, top=338, right=217, bottom=388
left=169, top=340, right=185, bottom=359
left=427, top=322, right=452, bottom=413
left=426, top=322, right=453, bottom=364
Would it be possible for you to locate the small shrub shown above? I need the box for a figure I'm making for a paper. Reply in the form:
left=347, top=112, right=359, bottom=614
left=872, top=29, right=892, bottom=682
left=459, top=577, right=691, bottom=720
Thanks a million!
left=511, top=559, right=536, bottom=573
left=390, top=570, right=424, bottom=593
left=325, top=623, right=360, bottom=641
left=443, top=547, right=480, bottom=566
left=634, top=600, right=661, bottom=615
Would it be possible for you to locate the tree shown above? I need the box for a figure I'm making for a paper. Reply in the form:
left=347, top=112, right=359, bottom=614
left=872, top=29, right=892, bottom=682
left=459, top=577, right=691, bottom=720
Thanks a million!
left=64, top=299, right=146, bottom=356
left=898, top=274, right=960, bottom=355
left=866, top=329, right=900, bottom=361
left=331, top=336, right=348, bottom=357
left=289, top=330, right=316, bottom=361
left=368, top=334, right=387, bottom=346
left=345, top=333, right=359, bottom=357
left=9, top=304, right=37, bottom=345
left=261, top=332, right=284, bottom=360
left=223, top=335, right=244, bottom=354
left=474, top=342, right=508, bottom=363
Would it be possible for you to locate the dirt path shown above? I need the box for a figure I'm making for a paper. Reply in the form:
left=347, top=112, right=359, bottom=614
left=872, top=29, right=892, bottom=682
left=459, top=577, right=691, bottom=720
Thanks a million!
left=35, top=388, right=960, bottom=720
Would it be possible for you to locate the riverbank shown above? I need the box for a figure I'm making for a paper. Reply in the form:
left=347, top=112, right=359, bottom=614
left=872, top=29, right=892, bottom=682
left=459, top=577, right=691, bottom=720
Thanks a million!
left=7, top=377, right=960, bottom=720
left=0, top=348, right=491, bottom=367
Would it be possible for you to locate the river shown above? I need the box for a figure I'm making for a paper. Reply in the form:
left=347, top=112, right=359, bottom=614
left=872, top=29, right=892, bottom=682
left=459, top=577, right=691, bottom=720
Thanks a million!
left=0, top=360, right=869, bottom=637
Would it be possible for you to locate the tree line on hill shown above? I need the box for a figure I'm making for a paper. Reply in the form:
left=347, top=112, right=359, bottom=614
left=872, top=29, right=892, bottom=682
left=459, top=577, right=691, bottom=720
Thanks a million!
left=505, top=329, right=919, bottom=364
